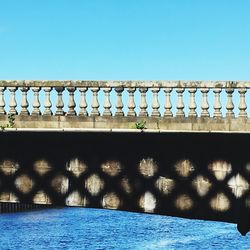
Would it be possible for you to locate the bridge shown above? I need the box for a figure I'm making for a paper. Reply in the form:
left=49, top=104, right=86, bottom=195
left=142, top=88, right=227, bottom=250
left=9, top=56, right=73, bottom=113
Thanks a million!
left=0, top=80, right=249, bottom=235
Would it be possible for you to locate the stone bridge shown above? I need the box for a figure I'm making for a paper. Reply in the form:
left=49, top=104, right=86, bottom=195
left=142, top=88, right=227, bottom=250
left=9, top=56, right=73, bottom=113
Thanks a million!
left=0, top=81, right=249, bottom=235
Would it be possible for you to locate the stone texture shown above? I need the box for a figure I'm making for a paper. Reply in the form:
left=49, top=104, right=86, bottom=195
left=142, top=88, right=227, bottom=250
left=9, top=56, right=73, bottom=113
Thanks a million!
left=0, top=79, right=249, bottom=133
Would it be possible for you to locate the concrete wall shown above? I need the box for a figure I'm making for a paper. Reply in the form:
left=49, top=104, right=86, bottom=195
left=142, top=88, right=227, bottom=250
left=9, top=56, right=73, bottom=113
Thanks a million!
left=0, top=116, right=250, bottom=133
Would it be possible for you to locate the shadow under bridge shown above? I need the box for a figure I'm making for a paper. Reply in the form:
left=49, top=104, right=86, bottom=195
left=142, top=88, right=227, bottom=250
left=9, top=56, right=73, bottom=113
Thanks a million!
left=0, top=132, right=249, bottom=236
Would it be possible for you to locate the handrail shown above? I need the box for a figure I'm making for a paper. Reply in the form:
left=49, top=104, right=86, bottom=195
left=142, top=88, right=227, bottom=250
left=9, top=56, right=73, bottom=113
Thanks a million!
left=0, top=80, right=250, bottom=88
left=0, top=80, right=249, bottom=118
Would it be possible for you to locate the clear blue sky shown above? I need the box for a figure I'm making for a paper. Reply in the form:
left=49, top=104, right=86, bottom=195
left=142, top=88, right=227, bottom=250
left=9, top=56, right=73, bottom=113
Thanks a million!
left=0, top=0, right=250, bottom=80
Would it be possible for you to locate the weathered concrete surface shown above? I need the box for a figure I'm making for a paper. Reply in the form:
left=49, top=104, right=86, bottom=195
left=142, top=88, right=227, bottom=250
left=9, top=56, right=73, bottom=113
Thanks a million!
left=0, top=115, right=249, bottom=133
left=1, top=80, right=250, bottom=88
left=0, top=132, right=249, bottom=235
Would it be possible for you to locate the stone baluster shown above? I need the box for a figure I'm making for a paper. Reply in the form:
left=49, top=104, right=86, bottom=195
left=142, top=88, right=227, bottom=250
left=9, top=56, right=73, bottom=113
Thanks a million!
left=32, top=87, right=41, bottom=115
left=55, top=87, right=64, bottom=116
left=79, top=87, right=88, bottom=116
left=238, top=88, right=247, bottom=118
left=127, top=87, right=136, bottom=116
left=103, top=87, right=112, bottom=116
left=176, top=88, right=185, bottom=117
left=164, top=88, right=172, bottom=117
left=139, top=88, right=148, bottom=117
left=151, top=88, right=160, bottom=117
left=0, top=87, right=6, bottom=115
left=43, top=87, right=52, bottom=116
left=213, top=88, right=222, bottom=118
left=20, top=87, right=29, bottom=115
left=67, top=87, right=76, bottom=116
left=201, top=88, right=209, bottom=117
left=226, top=88, right=234, bottom=118
left=188, top=88, right=197, bottom=117
left=9, top=87, right=17, bottom=115
left=91, top=87, right=100, bottom=116
left=115, top=87, right=124, bottom=116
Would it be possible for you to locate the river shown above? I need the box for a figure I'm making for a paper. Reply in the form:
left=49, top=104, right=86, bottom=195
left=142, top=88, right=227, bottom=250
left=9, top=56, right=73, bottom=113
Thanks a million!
left=0, top=208, right=249, bottom=249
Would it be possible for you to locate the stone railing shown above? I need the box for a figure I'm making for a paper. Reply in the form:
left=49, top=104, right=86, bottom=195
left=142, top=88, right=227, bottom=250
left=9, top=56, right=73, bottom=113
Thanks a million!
left=0, top=80, right=249, bottom=132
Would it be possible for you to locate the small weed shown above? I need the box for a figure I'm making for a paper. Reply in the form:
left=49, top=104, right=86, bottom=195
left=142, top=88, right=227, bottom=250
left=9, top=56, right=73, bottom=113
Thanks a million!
left=135, top=120, right=147, bottom=130
left=0, top=113, right=15, bottom=131
left=7, top=113, right=15, bottom=128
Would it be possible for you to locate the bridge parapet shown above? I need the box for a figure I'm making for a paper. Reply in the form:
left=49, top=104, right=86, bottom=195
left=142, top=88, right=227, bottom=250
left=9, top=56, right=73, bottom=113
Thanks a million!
left=0, top=80, right=249, bottom=132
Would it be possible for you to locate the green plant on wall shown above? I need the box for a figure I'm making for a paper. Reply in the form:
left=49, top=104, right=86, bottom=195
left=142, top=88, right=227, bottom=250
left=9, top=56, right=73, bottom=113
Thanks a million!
left=0, top=114, right=15, bottom=130
left=135, top=120, right=146, bottom=130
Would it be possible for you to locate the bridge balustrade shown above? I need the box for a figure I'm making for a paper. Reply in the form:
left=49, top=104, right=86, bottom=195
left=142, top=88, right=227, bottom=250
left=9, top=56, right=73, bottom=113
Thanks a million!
left=0, top=80, right=249, bottom=118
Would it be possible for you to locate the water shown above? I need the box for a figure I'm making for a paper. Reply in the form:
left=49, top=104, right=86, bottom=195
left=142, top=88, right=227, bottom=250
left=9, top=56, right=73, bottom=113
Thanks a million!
left=0, top=208, right=249, bottom=250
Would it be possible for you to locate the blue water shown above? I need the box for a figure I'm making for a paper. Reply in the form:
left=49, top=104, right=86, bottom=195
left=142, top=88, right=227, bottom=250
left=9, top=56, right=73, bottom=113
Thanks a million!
left=0, top=208, right=249, bottom=250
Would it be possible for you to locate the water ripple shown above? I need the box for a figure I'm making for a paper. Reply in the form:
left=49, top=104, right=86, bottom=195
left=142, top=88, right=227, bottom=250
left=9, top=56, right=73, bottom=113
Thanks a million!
left=0, top=208, right=249, bottom=250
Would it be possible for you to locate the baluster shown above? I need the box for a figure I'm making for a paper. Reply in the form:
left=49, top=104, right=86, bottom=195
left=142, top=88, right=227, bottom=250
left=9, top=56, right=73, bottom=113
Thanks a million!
left=67, top=87, right=76, bottom=116
left=20, top=87, right=29, bottom=115
left=188, top=88, right=197, bottom=117
left=176, top=88, right=185, bottom=117
left=115, top=87, right=124, bottom=116
left=103, top=87, right=112, bottom=116
left=43, top=87, right=52, bottom=116
left=164, top=88, right=172, bottom=117
left=32, top=87, right=41, bottom=115
left=91, top=87, right=100, bottom=116
left=151, top=88, right=160, bottom=117
left=213, top=88, right=222, bottom=118
left=127, top=87, right=136, bottom=116
left=0, top=87, right=6, bottom=115
left=9, top=87, right=17, bottom=115
left=201, top=88, right=209, bottom=117
left=226, top=88, right=234, bottom=118
left=238, top=88, right=247, bottom=118
left=139, top=88, right=148, bottom=117
left=55, top=87, right=64, bottom=116
left=79, top=87, right=88, bottom=116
